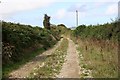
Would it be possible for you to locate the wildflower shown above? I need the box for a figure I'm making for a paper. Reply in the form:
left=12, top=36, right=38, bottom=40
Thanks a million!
left=33, top=73, right=37, bottom=76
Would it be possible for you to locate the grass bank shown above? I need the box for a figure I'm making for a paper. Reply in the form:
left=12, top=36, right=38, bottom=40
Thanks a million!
left=3, top=47, right=45, bottom=78
left=2, top=21, right=61, bottom=78
left=76, top=39, right=118, bottom=78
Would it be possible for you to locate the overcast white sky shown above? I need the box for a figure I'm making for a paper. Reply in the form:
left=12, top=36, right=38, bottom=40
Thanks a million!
left=0, top=0, right=119, bottom=27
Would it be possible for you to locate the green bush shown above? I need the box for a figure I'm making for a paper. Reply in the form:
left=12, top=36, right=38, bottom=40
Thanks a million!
left=72, top=21, right=120, bottom=41
left=2, top=21, right=61, bottom=66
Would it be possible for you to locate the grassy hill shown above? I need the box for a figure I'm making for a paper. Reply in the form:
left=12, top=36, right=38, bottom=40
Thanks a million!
left=71, top=21, right=119, bottom=78
left=2, top=21, right=63, bottom=77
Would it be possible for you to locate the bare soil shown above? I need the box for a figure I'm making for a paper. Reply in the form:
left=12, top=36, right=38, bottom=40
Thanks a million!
left=9, top=39, right=63, bottom=78
left=57, top=38, right=80, bottom=78
left=9, top=38, right=80, bottom=78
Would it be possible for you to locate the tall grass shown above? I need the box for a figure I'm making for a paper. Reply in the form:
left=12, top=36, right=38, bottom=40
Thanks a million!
left=75, top=38, right=118, bottom=78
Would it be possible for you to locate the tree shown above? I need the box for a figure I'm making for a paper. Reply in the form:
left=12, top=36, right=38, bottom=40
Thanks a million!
left=43, top=14, right=51, bottom=30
